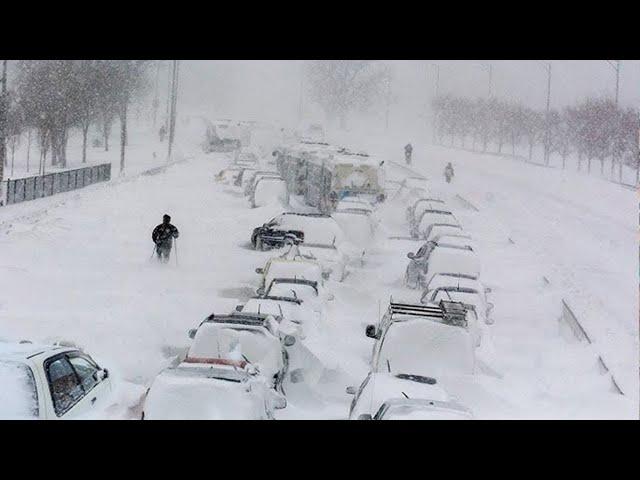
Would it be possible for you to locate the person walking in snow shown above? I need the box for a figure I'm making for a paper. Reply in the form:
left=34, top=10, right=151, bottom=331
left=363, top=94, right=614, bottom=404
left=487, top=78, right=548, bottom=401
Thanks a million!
left=152, top=214, right=180, bottom=263
left=404, top=143, right=413, bottom=165
left=444, top=162, right=455, bottom=183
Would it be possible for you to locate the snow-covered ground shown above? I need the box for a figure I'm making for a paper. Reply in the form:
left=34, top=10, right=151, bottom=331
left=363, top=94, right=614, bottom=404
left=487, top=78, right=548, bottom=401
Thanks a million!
left=0, top=122, right=636, bottom=419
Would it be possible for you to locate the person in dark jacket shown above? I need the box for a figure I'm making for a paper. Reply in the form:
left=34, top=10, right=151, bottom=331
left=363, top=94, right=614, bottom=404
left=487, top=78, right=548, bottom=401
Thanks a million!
left=152, top=214, right=180, bottom=263
left=404, top=143, right=413, bottom=164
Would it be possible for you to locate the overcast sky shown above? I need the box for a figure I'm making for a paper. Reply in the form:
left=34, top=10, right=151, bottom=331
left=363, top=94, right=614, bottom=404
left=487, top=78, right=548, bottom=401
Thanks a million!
left=177, top=60, right=639, bottom=127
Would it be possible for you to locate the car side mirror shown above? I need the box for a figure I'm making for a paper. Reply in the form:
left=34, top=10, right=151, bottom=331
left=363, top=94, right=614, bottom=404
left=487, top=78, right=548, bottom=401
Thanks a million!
left=345, top=386, right=356, bottom=395
left=188, top=328, right=197, bottom=339
left=365, top=325, right=378, bottom=339
left=255, top=268, right=264, bottom=274
left=407, top=252, right=415, bottom=259
left=283, top=335, right=296, bottom=347
left=357, top=413, right=373, bottom=420
left=235, top=305, right=243, bottom=312
left=256, top=287, right=265, bottom=296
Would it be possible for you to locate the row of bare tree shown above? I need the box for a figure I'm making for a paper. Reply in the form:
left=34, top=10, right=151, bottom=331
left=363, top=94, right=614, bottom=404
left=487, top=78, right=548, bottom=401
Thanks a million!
left=432, top=95, right=640, bottom=182
left=2, top=60, right=150, bottom=176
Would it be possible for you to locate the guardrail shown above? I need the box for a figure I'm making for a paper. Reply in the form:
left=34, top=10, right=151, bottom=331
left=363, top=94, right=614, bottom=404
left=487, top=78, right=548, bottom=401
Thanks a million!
left=558, top=298, right=624, bottom=395
left=4, top=163, right=111, bottom=206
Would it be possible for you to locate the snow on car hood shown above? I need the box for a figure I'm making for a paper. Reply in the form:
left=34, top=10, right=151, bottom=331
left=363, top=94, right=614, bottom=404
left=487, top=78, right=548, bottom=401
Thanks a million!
left=378, top=320, right=475, bottom=376
left=265, top=260, right=323, bottom=287
left=144, top=368, right=267, bottom=420
left=279, top=216, right=344, bottom=246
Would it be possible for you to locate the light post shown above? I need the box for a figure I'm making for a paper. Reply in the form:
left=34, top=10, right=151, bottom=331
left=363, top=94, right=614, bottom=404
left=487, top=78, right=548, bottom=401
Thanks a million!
left=0, top=60, right=7, bottom=206
left=606, top=60, right=621, bottom=107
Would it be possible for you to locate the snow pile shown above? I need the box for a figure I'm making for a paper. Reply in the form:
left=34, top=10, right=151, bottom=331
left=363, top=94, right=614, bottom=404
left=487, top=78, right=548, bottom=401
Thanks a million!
left=0, top=361, right=39, bottom=419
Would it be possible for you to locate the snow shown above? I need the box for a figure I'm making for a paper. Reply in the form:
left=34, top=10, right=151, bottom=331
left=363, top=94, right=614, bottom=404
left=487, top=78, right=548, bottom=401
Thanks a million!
left=0, top=118, right=636, bottom=419
left=0, top=360, right=39, bottom=419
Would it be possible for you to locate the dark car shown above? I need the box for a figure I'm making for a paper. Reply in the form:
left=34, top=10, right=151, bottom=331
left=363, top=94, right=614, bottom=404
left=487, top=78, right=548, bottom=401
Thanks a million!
left=251, top=212, right=329, bottom=251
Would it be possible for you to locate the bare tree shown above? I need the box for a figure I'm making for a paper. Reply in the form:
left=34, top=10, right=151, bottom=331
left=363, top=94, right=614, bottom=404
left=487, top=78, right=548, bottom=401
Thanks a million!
left=306, top=61, right=389, bottom=129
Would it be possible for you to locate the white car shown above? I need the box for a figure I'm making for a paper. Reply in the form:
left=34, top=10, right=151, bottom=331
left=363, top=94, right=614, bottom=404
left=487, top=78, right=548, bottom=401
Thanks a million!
left=142, top=360, right=286, bottom=420
left=186, top=311, right=296, bottom=393
left=262, top=278, right=334, bottom=313
left=413, top=209, right=460, bottom=239
left=405, top=241, right=476, bottom=289
left=0, top=341, right=112, bottom=420
left=251, top=177, right=289, bottom=208
left=255, top=255, right=324, bottom=292
left=421, top=286, right=493, bottom=331
left=365, top=301, right=476, bottom=377
left=423, top=246, right=481, bottom=287
left=422, top=223, right=466, bottom=243
left=406, top=197, right=446, bottom=225
left=346, top=371, right=472, bottom=420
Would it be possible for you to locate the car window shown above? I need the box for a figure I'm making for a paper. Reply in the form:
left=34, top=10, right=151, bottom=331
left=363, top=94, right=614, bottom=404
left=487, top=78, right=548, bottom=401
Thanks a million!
left=47, top=356, right=85, bottom=416
left=68, top=355, right=99, bottom=393
left=0, top=361, right=39, bottom=419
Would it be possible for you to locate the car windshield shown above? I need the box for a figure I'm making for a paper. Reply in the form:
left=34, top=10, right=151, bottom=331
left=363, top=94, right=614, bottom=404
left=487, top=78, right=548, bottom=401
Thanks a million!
left=0, top=361, right=39, bottom=419
left=378, top=319, right=475, bottom=376
left=431, top=290, right=479, bottom=306
left=267, top=283, right=317, bottom=302
left=379, top=404, right=471, bottom=420
left=189, top=324, right=281, bottom=378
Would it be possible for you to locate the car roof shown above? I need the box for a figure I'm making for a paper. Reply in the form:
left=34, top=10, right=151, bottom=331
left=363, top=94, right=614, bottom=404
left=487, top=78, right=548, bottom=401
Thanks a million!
left=379, top=398, right=472, bottom=417
left=201, top=311, right=275, bottom=329
left=0, top=341, right=75, bottom=361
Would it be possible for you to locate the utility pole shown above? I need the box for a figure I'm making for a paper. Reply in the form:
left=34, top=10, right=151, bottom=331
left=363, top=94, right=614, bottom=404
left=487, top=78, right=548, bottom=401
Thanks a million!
left=152, top=61, right=161, bottom=129
left=298, top=61, right=304, bottom=123
left=606, top=60, right=621, bottom=107
left=488, top=64, right=493, bottom=98
left=385, top=75, right=391, bottom=132
left=167, top=60, right=180, bottom=161
left=0, top=60, right=7, bottom=206
left=427, top=63, right=440, bottom=144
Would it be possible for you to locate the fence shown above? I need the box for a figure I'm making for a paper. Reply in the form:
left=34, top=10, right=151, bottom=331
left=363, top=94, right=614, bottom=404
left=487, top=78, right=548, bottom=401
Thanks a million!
left=4, top=164, right=111, bottom=206
left=558, top=299, right=624, bottom=396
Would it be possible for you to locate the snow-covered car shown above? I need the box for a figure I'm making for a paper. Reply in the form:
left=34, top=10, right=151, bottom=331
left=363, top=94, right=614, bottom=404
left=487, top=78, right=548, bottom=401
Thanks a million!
left=235, top=150, right=259, bottom=166
left=423, top=246, right=481, bottom=287
left=245, top=172, right=283, bottom=200
left=214, top=167, right=243, bottom=185
left=412, top=209, right=460, bottom=239
left=422, top=223, right=466, bottom=243
left=406, top=197, right=446, bottom=225
left=142, top=359, right=286, bottom=420
left=333, top=208, right=376, bottom=247
left=424, top=273, right=492, bottom=319
left=0, top=341, right=112, bottom=420
left=251, top=212, right=345, bottom=254
left=251, top=177, right=290, bottom=208
left=405, top=241, right=476, bottom=289
left=243, top=170, right=280, bottom=197
left=238, top=296, right=318, bottom=333
left=256, top=256, right=324, bottom=292
left=261, top=277, right=334, bottom=312
left=364, top=300, right=476, bottom=377
left=346, top=371, right=472, bottom=420
left=187, top=311, right=297, bottom=392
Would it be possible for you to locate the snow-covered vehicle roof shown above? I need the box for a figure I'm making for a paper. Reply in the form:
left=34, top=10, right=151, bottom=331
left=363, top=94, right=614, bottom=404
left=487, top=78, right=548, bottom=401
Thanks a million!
left=143, top=363, right=275, bottom=420
left=424, top=247, right=480, bottom=286
left=274, top=213, right=345, bottom=246
left=252, top=177, right=289, bottom=208
left=259, top=257, right=323, bottom=291
left=423, top=223, right=466, bottom=242
left=415, top=212, right=460, bottom=238
left=425, top=274, right=483, bottom=294
left=336, top=198, right=373, bottom=212
left=264, top=278, right=319, bottom=300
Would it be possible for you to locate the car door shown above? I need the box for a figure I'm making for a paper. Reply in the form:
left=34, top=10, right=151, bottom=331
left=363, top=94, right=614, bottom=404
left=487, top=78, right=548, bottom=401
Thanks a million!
left=44, top=354, right=94, bottom=419
left=67, top=353, right=111, bottom=412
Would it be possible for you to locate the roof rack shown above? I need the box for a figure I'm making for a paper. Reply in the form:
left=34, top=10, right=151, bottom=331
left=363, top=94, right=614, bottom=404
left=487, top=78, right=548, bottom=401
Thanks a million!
left=203, top=311, right=272, bottom=327
left=388, top=300, right=468, bottom=328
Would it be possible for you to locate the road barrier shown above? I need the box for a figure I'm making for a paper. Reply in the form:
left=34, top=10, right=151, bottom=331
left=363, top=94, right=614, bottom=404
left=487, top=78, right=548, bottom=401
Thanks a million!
left=558, top=298, right=624, bottom=395
left=4, top=164, right=111, bottom=206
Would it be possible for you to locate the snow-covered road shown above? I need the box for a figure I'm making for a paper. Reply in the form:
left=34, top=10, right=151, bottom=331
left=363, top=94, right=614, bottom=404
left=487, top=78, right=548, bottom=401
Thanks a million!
left=0, top=134, right=636, bottom=418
